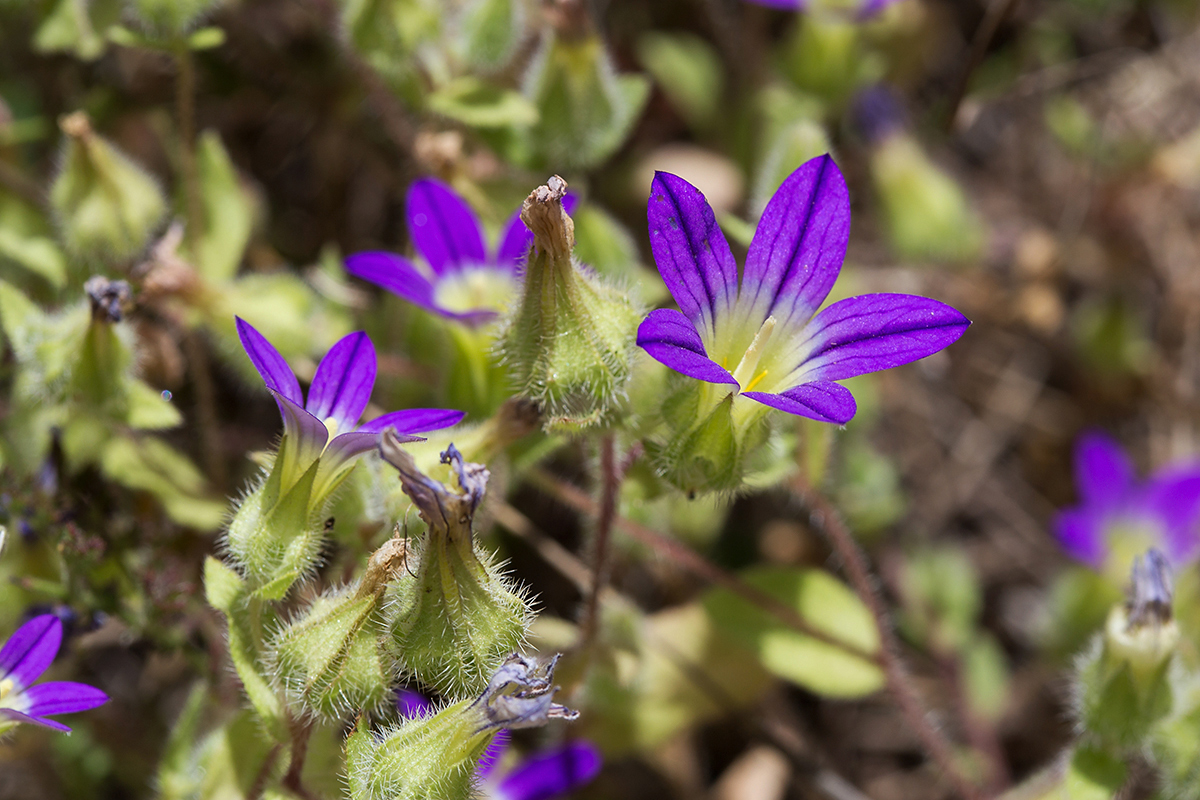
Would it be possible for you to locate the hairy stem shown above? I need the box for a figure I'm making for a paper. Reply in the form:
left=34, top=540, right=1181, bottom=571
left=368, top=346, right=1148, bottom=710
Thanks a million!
left=791, top=477, right=987, bottom=800
left=579, top=434, right=619, bottom=648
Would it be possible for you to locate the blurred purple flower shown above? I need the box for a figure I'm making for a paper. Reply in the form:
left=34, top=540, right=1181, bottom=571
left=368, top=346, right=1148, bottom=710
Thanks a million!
left=394, top=689, right=601, bottom=799
left=0, top=615, right=107, bottom=734
left=236, top=317, right=464, bottom=488
left=851, top=84, right=907, bottom=145
left=742, top=0, right=900, bottom=19
left=1055, top=432, right=1200, bottom=569
left=345, top=179, right=577, bottom=326
left=637, top=154, right=969, bottom=425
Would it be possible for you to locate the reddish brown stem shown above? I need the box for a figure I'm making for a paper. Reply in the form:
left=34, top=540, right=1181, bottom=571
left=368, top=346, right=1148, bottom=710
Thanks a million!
left=579, top=435, right=619, bottom=648
left=792, top=479, right=987, bottom=800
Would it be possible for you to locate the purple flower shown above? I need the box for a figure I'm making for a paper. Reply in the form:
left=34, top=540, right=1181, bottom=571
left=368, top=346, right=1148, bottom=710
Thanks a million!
left=0, top=615, right=107, bottom=734
left=637, top=154, right=969, bottom=425
left=345, top=179, right=577, bottom=326
left=236, top=317, right=465, bottom=493
left=742, top=0, right=900, bottom=18
left=393, top=689, right=601, bottom=800
left=1055, top=432, right=1200, bottom=569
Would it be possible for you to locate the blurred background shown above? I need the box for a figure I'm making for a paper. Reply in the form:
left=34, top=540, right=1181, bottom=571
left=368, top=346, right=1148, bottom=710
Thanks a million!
left=2, top=0, right=1200, bottom=798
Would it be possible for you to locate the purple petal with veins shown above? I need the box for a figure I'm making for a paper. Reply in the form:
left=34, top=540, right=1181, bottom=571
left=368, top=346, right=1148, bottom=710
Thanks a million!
left=345, top=252, right=440, bottom=313
left=797, top=293, right=970, bottom=382
left=743, top=381, right=857, bottom=424
left=273, top=391, right=329, bottom=479
left=307, top=331, right=377, bottom=434
left=637, top=309, right=737, bottom=385
left=360, top=408, right=466, bottom=435
left=0, top=708, right=72, bottom=733
left=236, top=317, right=303, bottom=407
left=494, top=742, right=603, bottom=800
left=0, top=615, right=60, bottom=691
left=21, top=682, right=109, bottom=717
left=742, top=155, right=850, bottom=330
left=647, top=172, right=738, bottom=337
left=408, top=178, right=487, bottom=275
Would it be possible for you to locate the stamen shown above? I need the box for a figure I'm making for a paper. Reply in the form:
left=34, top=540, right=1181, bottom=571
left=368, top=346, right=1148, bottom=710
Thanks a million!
left=0, top=678, right=13, bottom=701
left=323, top=416, right=340, bottom=438
left=731, top=316, right=777, bottom=392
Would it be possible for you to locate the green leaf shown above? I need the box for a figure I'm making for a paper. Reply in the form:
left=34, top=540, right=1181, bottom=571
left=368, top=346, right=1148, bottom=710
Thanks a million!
left=1066, top=747, right=1126, bottom=800
left=0, top=230, right=67, bottom=288
left=195, top=131, right=253, bottom=283
left=0, top=280, right=39, bottom=342
left=126, top=380, right=183, bottom=429
left=702, top=566, right=884, bottom=698
left=204, top=557, right=245, bottom=613
left=187, top=26, right=225, bottom=50
left=34, top=0, right=121, bottom=60
left=100, top=436, right=225, bottom=529
left=637, top=32, right=723, bottom=130
left=428, top=77, right=538, bottom=129
left=155, top=682, right=208, bottom=800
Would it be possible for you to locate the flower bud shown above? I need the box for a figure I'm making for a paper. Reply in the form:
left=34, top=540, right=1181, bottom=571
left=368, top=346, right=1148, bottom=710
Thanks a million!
left=346, top=654, right=577, bottom=800
left=499, top=177, right=641, bottom=433
left=523, top=7, right=650, bottom=170
left=379, top=433, right=533, bottom=696
left=51, top=112, right=167, bottom=263
left=1075, top=548, right=1178, bottom=751
left=270, top=538, right=409, bottom=719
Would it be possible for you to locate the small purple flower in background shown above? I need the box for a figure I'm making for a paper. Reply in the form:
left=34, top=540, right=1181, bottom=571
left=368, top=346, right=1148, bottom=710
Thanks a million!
left=637, top=154, right=969, bottom=425
left=345, top=179, right=577, bottom=326
left=741, top=0, right=900, bottom=19
left=394, top=688, right=602, bottom=800
left=0, top=614, right=107, bottom=734
left=1055, top=432, right=1200, bottom=570
left=236, top=317, right=464, bottom=494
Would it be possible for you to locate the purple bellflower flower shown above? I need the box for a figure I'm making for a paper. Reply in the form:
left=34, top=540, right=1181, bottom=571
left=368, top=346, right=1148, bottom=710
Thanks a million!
left=1055, top=432, right=1200, bottom=571
left=0, top=615, right=107, bottom=734
left=637, top=154, right=969, bottom=427
left=236, top=317, right=465, bottom=497
left=394, top=689, right=602, bottom=800
left=345, top=179, right=577, bottom=325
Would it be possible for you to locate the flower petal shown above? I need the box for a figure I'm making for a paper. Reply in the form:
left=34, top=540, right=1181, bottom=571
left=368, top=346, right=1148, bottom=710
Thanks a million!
left=345, top=251, right=440, bottom=312
left=1074, top=432, right=1135, bottom=509
left=307, top=332, right=377, bottom=433
left=1142, top=468, right=1200, bottom=565
left=647, top=172, right=738, bottom=340
left=476, top=729, right=510, bottom=781
left=637, top=308, right=738, bottom=385
left=0, top=707, right=72, bottom=733
left=360, top=408, right=466, bottom=435
left=408, top=178, right=487, bottom=275
left=494, top=742, right=603, bottom=800
left=495, top=194, right=578, bottom=269
left=0, top=615, right=61, bottom=691
left=236, top=317, right=303, bottom=406
left=741, top=155, right=850, bottom=331
left=743, top=380, right=857, bottom=424
left=396, top=689, right=431, bottom=718
left=21, top=681, right=108, bottom=716
left=1053, top=508, right=1106, bottom=569
left=274, top=390, right=329, bottom=482
left=792, top=293, right=970, bottom=382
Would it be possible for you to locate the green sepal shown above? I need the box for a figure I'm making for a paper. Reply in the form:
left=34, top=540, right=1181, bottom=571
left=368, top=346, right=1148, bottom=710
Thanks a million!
left=194, top=131, right=253, bottom=283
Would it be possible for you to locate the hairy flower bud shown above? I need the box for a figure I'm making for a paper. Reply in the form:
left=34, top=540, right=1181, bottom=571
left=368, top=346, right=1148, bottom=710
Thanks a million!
left=1075, top=549, right=1178, bottom=751
left=379, top=433, right=532, bottom=696
left=270, top=538, right=409, bottom=719
left=499, top=177, right=640, bottom=433
left=51, top=112, right=166, bottom=263
left=346, top=654, right=577, bottom=800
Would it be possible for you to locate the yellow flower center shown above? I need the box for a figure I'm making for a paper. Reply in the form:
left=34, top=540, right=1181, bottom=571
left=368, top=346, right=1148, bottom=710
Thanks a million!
left=0, top=678, right=13, bottom=702
left=323, top=416, right=340, bottom=439
left=731, top=316, right=777, bottom=394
